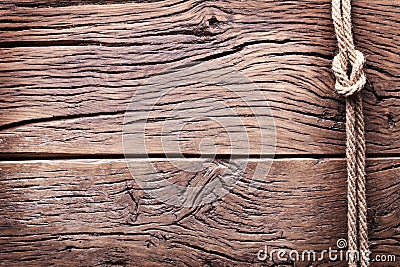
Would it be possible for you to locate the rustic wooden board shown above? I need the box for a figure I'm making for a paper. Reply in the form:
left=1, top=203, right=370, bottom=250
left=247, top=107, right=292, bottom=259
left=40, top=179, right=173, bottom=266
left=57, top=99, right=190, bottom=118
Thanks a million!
left=0, top=1, right=399, bottom=266
left=0, top=0, right=399, bottom=155
left=0, top=158, right=398, bottom=266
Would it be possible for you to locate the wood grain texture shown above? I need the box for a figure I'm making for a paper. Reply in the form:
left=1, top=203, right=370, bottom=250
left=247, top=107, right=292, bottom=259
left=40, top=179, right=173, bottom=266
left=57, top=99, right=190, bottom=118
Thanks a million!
left=0, top=158, right=399, bottom=266
left=0, top=0, right=143, bottom=7
left=0, top=1, right=399, bottom=266
left=0, top=0, right=399, bottom=155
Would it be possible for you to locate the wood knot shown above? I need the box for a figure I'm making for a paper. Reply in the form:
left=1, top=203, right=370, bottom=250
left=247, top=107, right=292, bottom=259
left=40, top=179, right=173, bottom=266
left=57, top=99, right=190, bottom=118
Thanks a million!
left=192, top=15, right=228, bottom=38
left=207, top=16, right=221, bottom=28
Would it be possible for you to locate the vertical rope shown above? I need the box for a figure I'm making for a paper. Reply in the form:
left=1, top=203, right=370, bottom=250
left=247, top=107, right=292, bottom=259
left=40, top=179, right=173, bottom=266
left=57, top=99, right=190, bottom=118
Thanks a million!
left=355, top=93, right=369, bottom=267
left=331, top=0, right=369, bottom=266
left=345, top=96, right=359, bottom=267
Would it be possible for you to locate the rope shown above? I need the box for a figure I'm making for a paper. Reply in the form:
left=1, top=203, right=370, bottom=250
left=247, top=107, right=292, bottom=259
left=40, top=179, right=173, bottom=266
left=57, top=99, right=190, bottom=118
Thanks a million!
left=331, top=0, right=369, bottom=266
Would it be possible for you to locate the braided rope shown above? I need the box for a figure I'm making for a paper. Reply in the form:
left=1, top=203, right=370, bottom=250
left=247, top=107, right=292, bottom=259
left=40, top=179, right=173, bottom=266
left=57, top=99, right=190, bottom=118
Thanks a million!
left=355, top=93, right=369, bottom=267
left=331, top=0, right=369, bottom=266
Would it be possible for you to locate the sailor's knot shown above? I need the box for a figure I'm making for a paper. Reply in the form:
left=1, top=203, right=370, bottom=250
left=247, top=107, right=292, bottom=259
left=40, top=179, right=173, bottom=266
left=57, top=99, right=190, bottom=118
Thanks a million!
left=332, top=49, right=366, bottom=97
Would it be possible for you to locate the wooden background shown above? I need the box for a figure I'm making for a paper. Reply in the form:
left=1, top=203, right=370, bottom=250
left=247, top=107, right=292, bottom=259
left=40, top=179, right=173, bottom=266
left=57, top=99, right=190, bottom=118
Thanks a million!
left=0, top=0, right=399, bottom=266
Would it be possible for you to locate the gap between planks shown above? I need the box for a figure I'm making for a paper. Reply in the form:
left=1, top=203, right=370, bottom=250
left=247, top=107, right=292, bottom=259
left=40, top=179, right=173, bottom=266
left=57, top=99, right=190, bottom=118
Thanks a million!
left=2, top=153, right=400, bottom=162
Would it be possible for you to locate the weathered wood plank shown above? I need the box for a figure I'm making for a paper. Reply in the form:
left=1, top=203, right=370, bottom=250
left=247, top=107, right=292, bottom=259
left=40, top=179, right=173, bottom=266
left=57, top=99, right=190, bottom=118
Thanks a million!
left=0, top=0, right=398, bottom=48
left=0, top=0, right=398, bottom=155
left=0, top=158, right=398, bottom=266
left=0, top=1, right=398, bottom=266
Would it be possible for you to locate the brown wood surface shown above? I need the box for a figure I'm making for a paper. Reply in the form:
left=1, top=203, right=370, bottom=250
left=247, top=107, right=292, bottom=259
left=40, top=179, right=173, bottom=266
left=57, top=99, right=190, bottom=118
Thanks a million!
left=0, top=0, right=399, bottom=266
left=0, top=158, right=399, bottom=266
left=0, top=0, right=399, bottom=155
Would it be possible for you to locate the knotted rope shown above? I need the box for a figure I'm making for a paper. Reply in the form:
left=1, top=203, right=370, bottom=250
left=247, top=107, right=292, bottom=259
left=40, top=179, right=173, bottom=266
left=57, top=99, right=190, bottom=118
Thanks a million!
left=331, top=0, right=369, bottom=266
